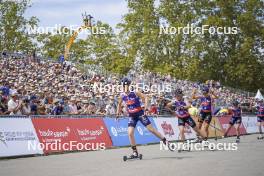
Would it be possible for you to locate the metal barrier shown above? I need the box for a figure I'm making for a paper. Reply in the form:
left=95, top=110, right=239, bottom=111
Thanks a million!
left=0, top=113, right=256, bottom=119
left=0, top=115, right=177, bottom=119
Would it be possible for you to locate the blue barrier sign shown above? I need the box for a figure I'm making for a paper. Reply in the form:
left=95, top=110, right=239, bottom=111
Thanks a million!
left=103, top=117, right=160, bottom=147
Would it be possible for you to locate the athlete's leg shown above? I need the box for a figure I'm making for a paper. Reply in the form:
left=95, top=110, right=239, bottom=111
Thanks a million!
left=141, top=115, right=167, bottom=143
left=196, top=112, right=206, bottom=138
left=146, top=124, right=164, bottom=140
left=258, top=122, right=263, bottom=134
left=178, top=125, right=185, bottom=141
left=257, top=117, right=263, bottom=138
left=202, top=113, right=212, bottom=139
left=224, top=124, right=233, bottom=137
left=202, top=123, right=209, bottom=139
left=128, top=117, right=138, bottom=155
left=128, top=126, right=136, bottom=146
left=193, top=126, right=205, bottom=138
left=197, top=119, right=203, bottom=130
left=234, top=123, right=241, bottom=138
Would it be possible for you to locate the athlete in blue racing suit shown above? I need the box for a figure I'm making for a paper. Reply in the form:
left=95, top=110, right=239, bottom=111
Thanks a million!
left=223, top=100, right=242, bottom=141
left=117, top=78, right=170, bottom=157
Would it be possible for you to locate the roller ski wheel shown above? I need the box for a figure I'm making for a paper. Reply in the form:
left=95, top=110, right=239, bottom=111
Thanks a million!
left=123, top=155, right=127, bottom=161
left=177, top=148, right=191, bottom=153
left=177, top=144, right=191, bottom=153
left=123, top=153, right=143, bottom=161
left=235, top=139, right=240, bottom=143
left=257, top=136, right=264, bottom=140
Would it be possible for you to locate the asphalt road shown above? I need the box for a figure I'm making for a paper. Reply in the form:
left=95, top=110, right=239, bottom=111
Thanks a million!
left=0, top=134, right=263, bottom=176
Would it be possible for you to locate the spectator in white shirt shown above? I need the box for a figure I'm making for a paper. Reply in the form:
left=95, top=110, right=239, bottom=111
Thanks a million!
left=8, top=93, right=22, bottom=115
left=69, top=97, right=78, bottom=115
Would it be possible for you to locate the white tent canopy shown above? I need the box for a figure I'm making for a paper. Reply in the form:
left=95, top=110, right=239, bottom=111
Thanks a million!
left=255, top=89, right=264, bottom=100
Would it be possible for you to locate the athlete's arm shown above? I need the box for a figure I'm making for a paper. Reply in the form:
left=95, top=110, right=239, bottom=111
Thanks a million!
left=166, top=101, right=174, bottom=108
left=136, top=91, right=149, bottom=111
left=116, top=96, right=123, bottom=116
left=210, top=89, right=218, bottom=99
left=164, top=101, right=177, bottom=116
left=183, top=101, right=191, bottom=109
left=192, top=88, right=201, bottom=100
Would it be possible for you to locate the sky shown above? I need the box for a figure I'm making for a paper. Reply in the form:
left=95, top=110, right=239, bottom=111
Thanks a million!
left=24, top=0, right=128, bottom=31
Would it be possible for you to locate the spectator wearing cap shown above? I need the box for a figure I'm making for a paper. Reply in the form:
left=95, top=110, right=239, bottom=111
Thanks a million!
left=51, top=99, right=64, bottom=115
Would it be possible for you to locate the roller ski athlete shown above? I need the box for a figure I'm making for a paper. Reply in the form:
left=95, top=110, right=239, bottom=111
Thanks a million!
left=166, top=89, right=206, bottom=152
left=255, top=99, right=264, bottom=140
left=116, top=78, right=172, bottom=161
left=223, top=100, right=242, bottom=143
left=192, top=86, right=218, bottom=141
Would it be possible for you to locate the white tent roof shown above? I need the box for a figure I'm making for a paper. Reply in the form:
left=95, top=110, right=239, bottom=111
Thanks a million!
left=255, top=89, right=264, bottom=100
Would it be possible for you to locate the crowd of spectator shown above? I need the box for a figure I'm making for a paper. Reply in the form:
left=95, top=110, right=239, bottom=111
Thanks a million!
left=0, top=53, right=258, bottom=116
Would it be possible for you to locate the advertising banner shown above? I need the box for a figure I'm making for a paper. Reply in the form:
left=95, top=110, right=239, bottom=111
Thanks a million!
left=153, top=117, right=195, bottom=141
left=208, top=117, right=224, bottom=138
left=135, top=117, right=160, bottom=144
left=242, top=116, right=258, bottom=134
left=0, top=118, right=43, bottom=157
left=103, top=117, right=160, bottom=147
left=103, top=118, right=130, bottom=147
left=218, top=116, right=246, bottom=136
left=153, top=118, right=178, bottom=141
left=32, top=118, right=112, bottom=154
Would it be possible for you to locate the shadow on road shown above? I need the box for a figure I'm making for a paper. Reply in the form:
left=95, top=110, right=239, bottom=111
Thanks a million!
left=146, top=156, right=193, bottom=160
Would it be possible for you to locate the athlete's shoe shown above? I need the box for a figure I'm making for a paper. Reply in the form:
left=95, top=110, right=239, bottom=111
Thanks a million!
left=191, top=137, right=203, bottom=143
left=129, top=151, right=138, bottom=158
left=201, top=140, right=210, bottom=146
left=162, top=138, right=175, bottom=151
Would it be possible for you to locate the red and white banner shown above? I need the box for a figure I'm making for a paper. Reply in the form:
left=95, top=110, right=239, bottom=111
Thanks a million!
left=0, top=118, right=43, bottom=157
left=32, top=118, right=112, bottom=154
left=153, top=117, right=196, bottom=141
left=218, top=116, right=246, bottom=136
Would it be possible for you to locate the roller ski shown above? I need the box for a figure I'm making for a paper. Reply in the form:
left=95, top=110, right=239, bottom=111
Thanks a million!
left=257, top=136, right=264, bottom=140
left=177, top=142, right=191, bottom=153
left=235, top=136, right=240, bottom=143
left=123, top=151, right=143, bottom=161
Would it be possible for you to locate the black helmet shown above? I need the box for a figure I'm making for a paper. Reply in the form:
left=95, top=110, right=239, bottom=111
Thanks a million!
left=175, top=89, right=183, bottom=96
left=232, top=100, right=239, bottom=106
left=202, top=86, right=209, bottom=93
left=121, top=77, right=131, bottom=86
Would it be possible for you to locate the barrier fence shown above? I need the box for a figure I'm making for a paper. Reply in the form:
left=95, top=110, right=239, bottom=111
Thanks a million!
left=0, top=114, right=260, bottom=158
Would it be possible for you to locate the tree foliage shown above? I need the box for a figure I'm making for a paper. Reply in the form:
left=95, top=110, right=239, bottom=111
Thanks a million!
left=1, top=0, right=263, bottom=91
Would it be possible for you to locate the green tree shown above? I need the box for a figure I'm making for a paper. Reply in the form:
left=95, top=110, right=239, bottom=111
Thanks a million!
left=0, top=0, right=38, bottom=53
